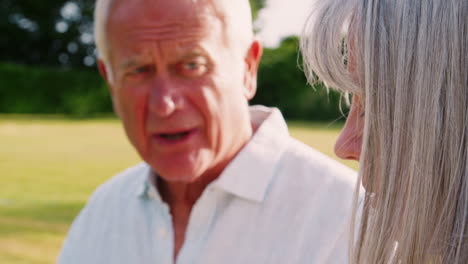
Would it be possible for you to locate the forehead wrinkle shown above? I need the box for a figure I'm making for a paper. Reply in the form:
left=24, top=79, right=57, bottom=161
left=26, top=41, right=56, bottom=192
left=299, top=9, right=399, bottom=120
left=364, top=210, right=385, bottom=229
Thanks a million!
left=121, top=15, right=220, bottom=43
left=128, top=19, right=203, bottom=34
left=117, top=42, right=159, bottom=69
left=129, top=29, right=209, bottom=44
left=117, top=30, right=211, bottom=61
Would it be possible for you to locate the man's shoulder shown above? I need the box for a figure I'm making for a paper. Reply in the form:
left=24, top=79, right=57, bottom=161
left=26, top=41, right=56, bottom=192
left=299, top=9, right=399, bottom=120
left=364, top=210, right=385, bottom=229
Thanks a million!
left=58, top=163, right=149, bottom=263
left=257, top=136, right=359, bottom=253
left=89, top=162, right=149, bottom=202
left=264, top=136, right=359, bottom=205
left=70, top=162, right=149, bottom=220
left=281, top=137, right=357, bottom=183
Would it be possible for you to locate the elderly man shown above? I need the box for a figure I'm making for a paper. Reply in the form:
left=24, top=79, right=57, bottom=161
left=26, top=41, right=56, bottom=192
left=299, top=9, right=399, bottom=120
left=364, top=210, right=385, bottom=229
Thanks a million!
left=58, top=0, right=357, bottom=263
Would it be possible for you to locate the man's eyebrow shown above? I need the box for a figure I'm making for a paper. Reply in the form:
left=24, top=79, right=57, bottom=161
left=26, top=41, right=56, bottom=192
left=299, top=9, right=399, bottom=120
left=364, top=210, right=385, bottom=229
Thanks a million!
left=119, top=59, right=137, bottom=70
left=177, top=46, right=210, bottom=60
left=181, top=51, right=207, bottom=59
left=119, top=57, right=147, bottom=70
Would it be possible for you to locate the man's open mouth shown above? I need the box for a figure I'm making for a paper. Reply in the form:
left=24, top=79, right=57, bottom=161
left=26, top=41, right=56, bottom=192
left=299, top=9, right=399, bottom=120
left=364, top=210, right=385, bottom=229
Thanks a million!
left=159, top=131, right=191, bottom=140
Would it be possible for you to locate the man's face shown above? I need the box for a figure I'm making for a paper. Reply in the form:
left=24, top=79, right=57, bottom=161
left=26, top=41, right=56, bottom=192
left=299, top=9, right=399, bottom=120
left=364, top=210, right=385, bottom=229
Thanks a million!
left=101, top=0, right=261, bottom=183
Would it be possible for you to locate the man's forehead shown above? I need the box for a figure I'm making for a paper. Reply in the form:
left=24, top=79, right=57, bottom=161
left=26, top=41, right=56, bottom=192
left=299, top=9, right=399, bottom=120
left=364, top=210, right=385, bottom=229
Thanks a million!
left=107, top=11, right=222, bottom=60
left=108, top=0, right=222, bottom=23
left=106, top=0, right=226, bottom=43
left=104, top=0, right=252, bottom=65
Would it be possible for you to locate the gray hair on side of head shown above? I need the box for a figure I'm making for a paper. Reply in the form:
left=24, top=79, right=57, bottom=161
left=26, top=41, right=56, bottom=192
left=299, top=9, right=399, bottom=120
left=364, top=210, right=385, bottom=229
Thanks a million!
left=94, top=0, right=115, bottom=82
left=301, top=0, right=468, bottom=263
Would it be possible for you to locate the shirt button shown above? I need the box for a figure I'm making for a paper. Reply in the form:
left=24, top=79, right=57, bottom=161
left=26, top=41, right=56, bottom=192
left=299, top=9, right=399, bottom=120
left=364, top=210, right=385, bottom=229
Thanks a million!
left=159, top=227, right=168, bottom=239
left=148, top=189, right=157, bottom=199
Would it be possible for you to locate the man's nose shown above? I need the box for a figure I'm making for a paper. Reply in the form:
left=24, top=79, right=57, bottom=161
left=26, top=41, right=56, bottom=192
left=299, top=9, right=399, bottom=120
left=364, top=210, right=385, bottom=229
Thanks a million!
left=148, top=79, right=182, bottom=117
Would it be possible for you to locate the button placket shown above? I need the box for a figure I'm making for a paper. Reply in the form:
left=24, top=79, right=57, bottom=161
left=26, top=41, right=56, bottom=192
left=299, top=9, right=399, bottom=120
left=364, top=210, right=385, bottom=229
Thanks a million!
left=176, top=188, right=220, bottom=264
left=150, top=193, right=174, bottom=264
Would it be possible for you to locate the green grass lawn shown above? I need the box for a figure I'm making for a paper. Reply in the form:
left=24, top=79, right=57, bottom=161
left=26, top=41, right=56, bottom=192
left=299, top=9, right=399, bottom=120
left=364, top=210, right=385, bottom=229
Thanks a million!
left=0, top=116, right=357, bottom=264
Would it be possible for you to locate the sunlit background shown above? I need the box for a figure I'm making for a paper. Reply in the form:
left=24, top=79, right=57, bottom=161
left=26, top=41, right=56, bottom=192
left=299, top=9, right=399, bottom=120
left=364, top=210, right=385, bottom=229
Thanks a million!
left=0, top=1, right=354, bottom=263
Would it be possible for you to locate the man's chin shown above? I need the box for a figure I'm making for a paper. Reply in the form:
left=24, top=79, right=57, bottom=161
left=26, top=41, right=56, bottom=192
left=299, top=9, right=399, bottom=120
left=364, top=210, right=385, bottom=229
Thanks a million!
left=157, top=171, right=200, bottom=184
left=148, top=160, right=203, bottom=184
left=145, top=149, right=214, bottom=184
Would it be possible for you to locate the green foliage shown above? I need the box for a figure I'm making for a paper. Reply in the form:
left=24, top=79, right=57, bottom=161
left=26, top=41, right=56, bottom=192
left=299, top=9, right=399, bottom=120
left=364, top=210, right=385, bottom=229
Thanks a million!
left=0, top=63, right=111, bottom=117
left=2, top=0, right=350, bottom=121
left=253, top=37, right=348, bottom=121
left=0, top=36, right=348, bottom=121
left=1, top=0, right=96, bottom=68
left=2, top=0, right=261, bottom=69
left=249, top=0, right=266, bottom=20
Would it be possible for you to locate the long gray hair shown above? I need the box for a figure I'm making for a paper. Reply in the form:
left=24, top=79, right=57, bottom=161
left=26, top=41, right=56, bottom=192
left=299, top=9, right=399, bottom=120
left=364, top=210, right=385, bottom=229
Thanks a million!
left=301, top=0, right=468, bottom=263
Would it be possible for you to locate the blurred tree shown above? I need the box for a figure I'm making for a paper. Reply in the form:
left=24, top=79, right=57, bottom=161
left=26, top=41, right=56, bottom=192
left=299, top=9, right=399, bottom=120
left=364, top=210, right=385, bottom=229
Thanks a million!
left=1, top=1, right=345, bottom=121
left=0, top=0, right=265, bottom=69
left=1, top=0, right=95, bottom=68
left=253, top=36, right=306, bottom=118
left=249, top=0, right=266, bottom=20
left=253, top=36, right=347, bottom=121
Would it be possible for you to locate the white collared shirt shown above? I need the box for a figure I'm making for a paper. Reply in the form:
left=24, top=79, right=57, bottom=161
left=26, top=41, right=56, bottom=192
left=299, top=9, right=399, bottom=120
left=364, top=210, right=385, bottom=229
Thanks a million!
left=58, top=106, right=358, bottom=264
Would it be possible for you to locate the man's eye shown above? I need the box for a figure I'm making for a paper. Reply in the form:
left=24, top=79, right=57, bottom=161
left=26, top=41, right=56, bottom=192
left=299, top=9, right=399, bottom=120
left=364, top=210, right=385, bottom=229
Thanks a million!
left=177, top=57, right=209, bottom=78
left=133, top=65, right=153, bottom=74
left=184, top=62, right=199, bottom=70
left=123, top=65, right=154, bottom=82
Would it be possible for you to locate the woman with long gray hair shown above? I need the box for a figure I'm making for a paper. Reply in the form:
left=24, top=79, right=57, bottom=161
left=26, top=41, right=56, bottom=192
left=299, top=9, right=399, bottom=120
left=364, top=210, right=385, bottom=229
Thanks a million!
left=301, top=0, right=467, bottom=263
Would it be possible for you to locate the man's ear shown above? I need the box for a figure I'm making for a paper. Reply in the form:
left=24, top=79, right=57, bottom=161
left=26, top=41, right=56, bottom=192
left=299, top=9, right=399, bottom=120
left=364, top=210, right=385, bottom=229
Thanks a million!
left=243, top=39, right=263, bottom=100
left=98, top=59, right=121, bottom=117
left=98, top=59, right=112, bottom=93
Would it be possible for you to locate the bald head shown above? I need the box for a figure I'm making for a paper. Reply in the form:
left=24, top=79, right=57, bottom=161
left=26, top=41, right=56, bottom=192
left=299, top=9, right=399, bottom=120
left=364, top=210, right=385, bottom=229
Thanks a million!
left=94, top=0, right=254, bottom=64
left=209, top=0, right=254, bottom=50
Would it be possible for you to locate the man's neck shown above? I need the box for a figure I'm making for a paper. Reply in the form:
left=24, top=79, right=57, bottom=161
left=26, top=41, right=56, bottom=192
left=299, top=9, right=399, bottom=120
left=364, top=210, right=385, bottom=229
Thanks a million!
left=156, top=168, right=224, bottom=261
left=157, top=170, right=221, bottom=208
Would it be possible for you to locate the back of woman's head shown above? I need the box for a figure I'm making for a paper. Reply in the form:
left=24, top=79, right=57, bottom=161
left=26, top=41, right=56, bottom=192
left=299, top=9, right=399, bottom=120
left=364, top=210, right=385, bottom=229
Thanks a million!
left=301, top=0, right=468, bottom=263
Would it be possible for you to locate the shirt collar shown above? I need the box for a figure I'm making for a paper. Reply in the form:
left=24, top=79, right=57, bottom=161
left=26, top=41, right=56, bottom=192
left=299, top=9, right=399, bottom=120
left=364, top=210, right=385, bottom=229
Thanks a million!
left=135, top=165, right=163, bottom=202
left=135, top=165, right=150, bottom=197
left=212, top=105, right=289, bottom=202
left=136, top=105, right=290, bottom=203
